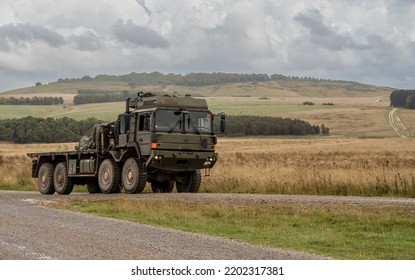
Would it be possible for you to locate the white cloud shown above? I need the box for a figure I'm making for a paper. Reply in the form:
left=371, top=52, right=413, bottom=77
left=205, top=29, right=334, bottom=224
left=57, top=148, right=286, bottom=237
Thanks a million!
left=1, top=0, right=415, bottom=91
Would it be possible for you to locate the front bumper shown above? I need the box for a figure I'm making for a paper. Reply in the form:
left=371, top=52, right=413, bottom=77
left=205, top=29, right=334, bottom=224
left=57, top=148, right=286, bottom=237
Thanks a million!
left=146, top=150, right=218, bottom=171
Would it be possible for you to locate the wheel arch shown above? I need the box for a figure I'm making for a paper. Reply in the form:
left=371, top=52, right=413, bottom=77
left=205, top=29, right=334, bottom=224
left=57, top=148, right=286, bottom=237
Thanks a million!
left=110, top=146, right=140, bottom=164
left=33, top=154, right=69, bottom=177
left=34, top=156, right=53, bottom=177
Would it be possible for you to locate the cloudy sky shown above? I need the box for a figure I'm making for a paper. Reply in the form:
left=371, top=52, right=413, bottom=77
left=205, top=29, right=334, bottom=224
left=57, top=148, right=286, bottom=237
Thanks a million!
left=1, top=0, right=415, bottom=92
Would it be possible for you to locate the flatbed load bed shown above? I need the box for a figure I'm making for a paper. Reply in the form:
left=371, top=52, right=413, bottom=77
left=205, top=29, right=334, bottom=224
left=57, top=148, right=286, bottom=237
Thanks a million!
left=27, top=149, right=97, bottom=158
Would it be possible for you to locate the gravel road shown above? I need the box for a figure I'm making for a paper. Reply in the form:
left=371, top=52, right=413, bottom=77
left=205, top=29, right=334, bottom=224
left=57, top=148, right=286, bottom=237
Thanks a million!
left=1, top=191, right=414, bottom=260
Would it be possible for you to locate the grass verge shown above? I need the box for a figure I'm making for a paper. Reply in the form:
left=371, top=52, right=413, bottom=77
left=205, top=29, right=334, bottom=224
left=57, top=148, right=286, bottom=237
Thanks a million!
left=56, top=198, right=415, bottom=260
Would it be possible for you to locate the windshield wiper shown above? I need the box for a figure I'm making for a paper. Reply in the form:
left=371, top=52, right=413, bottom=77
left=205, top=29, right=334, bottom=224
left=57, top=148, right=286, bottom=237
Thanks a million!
left=187, top=116, right=200, bottom=135
left=168, top=119, right=182, bottom=133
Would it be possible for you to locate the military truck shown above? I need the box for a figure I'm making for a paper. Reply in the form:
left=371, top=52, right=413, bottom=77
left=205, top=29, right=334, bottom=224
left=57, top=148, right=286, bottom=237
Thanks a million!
left=27, top=93, right=225, bottom=195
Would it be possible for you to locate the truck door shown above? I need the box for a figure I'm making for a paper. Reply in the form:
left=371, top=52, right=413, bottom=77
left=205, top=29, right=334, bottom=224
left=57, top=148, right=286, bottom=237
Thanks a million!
left=137, top=112, right=152, bottom=155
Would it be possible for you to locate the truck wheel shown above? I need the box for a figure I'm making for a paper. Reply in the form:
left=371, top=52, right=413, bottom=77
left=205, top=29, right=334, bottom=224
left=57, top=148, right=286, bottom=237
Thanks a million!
left=151, top=181, right=174, bottom=193
left=86, top=179, right=101, bottom=194
left=38, top=163, right=55, bottom=195
left=98, top=159, right=121, bottom=194
left=122, top=158, right=146, bottom=194
left=54, top=162, right=74, bottom=195
left=176, top=170, right=201, bottom=193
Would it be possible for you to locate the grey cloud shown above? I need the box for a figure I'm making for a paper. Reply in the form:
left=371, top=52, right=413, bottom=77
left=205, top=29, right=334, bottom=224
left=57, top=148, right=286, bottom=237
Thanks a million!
left=0, top=23, right=65, bottom=51
left=69, top=31, right=102, bottom=51
left=135, top=0, right=152, bottom=17
left=294, top=8, right=396, bottom=54
left=194, top=8, right=274, bottom=71
left=294, top=9, right=354, bottom=51
left=113, top=20, right=169, bottom=48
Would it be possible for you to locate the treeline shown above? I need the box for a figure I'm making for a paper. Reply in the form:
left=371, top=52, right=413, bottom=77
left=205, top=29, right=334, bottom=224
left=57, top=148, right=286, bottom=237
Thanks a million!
left=0, top=117, right=101, bottom=143
left=74, top=91, right=136, bottom=105
left=0, top=96, right=64, bottom=105
left=56, top=72, right=356, bottom=87
left=224, top=115, right=328, bottom=136
left=390, top=90, right=415, bottom=109
left=0, top=115, right=328, bottom=144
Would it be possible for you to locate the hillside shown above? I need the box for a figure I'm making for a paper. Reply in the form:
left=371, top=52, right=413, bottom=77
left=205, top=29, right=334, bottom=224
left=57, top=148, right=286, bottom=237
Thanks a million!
left=0, top=72, right=409, bottom=138
left=1, top=72, right=393, bottom=100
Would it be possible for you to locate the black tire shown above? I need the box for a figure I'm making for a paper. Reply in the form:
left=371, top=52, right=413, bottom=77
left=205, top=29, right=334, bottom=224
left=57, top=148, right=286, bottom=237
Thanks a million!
left=38, top=163, right=55, bottom=195
left=122, top=158, right=146, bottom=194
left=176, top=170, right=201, bottom=193
left=98, top=159, right=121, bottom=194
left=151, top=181, right=174, bottom=193
left=86, top=179, right=101, bottom=194
left=54, top=162, right=74, bottom=195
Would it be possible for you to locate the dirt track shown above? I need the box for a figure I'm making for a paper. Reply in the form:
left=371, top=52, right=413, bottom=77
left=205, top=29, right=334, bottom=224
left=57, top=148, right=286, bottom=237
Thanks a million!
left=389, top=108, right=409, bottom=137
left=1, top=191, right=414, bottom=260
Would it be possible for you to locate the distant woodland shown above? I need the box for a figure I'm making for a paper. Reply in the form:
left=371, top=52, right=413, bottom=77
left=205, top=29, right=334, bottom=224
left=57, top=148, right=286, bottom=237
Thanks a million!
left=224, top=115, right=327, bottom=136
left=0, top=115, right=328, bottom=144
left=0, top=96, right=64, bottom=105
left=0, top=117, right=99, bottom=143
left=58, top=71, right=361, bottom=87
left=74, top=90, right=137, bottom=105
left=64, top=72, right=373, bottom=105
left=390, top=90, right=415, bottom=109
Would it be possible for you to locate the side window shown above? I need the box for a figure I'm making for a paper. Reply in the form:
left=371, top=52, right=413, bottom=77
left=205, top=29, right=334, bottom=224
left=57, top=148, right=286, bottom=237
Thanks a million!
left=138, top=113, right=151, bottom=131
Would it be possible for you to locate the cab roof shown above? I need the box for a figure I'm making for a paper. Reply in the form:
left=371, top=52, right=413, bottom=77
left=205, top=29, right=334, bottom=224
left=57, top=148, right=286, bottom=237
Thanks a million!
left=130, top=95, right=208, bottom=110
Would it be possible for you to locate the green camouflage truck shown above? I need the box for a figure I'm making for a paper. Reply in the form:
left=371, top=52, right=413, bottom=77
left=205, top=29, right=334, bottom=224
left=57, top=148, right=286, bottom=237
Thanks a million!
left=27, top=93, right=225, bottom=195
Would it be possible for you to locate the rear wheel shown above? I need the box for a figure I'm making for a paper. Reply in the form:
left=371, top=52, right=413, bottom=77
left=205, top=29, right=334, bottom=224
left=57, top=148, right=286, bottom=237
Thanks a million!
left=38, top=163, right=55, bottom=195
left=122, top=158, right=146, bottom=194
left=98, top=159, right=121, bottom=193
left=54, top=162, right=74, bottom=195
left=176, top=170, right=201, bottom=193
left=151, top=181, right=174, bottom=193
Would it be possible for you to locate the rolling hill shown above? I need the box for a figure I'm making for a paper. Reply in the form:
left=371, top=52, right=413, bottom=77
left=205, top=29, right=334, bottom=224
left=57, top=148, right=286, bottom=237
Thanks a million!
left=1, top=72, right=410, bottom=138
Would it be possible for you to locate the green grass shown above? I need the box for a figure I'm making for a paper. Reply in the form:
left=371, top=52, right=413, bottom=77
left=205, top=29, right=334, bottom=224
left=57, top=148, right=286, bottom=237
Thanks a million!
left=0, top=105, right=65, bottom=119
left=0, top=184, right=36, bottom=191
left=207, top=98, right=346, bottom=116
left=60, top=198, right=415, bottom=259
left=0, top=184, right=89, bottom=193
left=0, top=102, right=125, bottom=121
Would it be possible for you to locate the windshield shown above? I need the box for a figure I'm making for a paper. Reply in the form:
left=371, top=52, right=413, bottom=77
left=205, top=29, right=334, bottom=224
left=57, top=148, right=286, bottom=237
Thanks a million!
left=155, top=109, right=212, bottom=134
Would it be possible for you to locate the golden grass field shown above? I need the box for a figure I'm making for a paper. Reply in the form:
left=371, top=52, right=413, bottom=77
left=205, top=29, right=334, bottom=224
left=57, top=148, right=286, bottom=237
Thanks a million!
left=1, top=137, right=414, bottom=197
left=202, top=137, right=415, bottom=196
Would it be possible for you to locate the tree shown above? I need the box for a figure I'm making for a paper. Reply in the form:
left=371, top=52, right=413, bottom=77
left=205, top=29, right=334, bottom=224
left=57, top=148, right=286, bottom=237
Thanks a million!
left=390, top=90, right=415, bottom=108
left=321, top=124, right=330, bottom=135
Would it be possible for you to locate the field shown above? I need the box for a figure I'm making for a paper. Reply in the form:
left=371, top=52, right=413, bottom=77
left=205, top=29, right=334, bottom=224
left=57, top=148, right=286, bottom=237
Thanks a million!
left=1, top=79, right=415, bottom=194
left=1, top=137, right=415, bottom=197
left=1, top=80, right=415, bottom=259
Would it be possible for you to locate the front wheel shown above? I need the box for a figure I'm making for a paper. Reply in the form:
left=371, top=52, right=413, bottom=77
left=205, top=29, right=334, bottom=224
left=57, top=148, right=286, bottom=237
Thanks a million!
left=121, top=158, right=146, bottom=194
left=176, top=170, right=201, bottom=193
left=54, top=162, right=74, bottom=195
left=98, top=159, right=121, bottom=193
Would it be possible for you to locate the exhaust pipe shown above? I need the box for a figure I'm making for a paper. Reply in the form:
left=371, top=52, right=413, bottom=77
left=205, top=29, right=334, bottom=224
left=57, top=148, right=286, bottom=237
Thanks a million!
left=125, top=98, right=131, bottom=113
